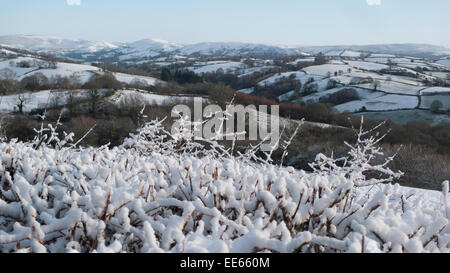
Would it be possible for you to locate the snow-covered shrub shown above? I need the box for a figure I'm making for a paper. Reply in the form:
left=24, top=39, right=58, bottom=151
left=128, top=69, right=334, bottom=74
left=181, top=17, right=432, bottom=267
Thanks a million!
left=0, top=115, right=449, bottom=253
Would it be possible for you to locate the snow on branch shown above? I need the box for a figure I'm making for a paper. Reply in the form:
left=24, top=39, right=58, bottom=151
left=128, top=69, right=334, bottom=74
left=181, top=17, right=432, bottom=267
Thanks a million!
left=0, top=114, right=448, bottom=253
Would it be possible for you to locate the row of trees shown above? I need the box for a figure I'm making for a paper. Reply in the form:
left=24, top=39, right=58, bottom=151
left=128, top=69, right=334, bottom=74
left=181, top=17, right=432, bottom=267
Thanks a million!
left=0, top=70, right=83, bottom=94
left=0, top=68, right=126, bottom=95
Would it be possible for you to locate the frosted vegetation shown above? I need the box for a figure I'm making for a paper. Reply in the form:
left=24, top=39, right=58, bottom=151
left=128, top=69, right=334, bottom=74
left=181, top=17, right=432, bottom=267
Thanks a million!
left=0, top=108, right=449, bottom=253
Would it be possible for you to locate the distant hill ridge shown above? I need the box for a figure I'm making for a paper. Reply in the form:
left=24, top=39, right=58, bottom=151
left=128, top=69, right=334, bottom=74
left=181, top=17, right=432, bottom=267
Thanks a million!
left=1, top=35, right=450, bottom=61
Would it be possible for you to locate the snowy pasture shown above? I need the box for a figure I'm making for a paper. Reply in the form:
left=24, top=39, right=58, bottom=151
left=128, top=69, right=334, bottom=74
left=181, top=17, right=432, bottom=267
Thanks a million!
left=437, top=59, right=450, bottom=69
left=335, top=94, right=419, bottom=112
left=345, top=61, right=389, bottom=72
left=303, top=64, right=352, bottom=77
left=0, top=89, right=109, bottom=113
left=19, top=62, right=100, bottom=84
left=112, top=73, right=160, bottom=87
left=299, top=87, right=384, bottom=105
left=188, top=61, right=246, bottom=74
left=420, top=95, right=450, bottom=111
left=257, top=72, right=322, bottom=87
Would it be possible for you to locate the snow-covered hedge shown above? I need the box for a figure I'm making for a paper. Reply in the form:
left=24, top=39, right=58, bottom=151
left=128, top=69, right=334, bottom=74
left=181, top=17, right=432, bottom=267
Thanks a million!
left=0, top=116, right=449, bottom=253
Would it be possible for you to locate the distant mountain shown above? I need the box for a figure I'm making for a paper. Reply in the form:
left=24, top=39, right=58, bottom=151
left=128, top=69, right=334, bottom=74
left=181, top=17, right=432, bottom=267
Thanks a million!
left=0, top=35, right=118, bottom=53
left=176, top=42, right=307, bottom=58
left=1, top=35, right=449, bottom=61
left=116, top=38, right=184, bottom=60
left=297, top=44, right=450, bottom=58
left=0, top=35, right=310, bottom=60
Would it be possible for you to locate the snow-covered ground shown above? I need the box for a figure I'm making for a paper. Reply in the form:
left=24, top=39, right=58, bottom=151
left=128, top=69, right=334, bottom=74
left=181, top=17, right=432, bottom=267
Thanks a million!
left=257, top=71, right=323, bottom=86
left=288, top=58, right=315, bottom=65
left=0, top=89, right=110, bottom=113
left=112, top=73, right=161, bottom=86
left=236, top=88, right=254, bottom=94
left=188, top=61, right=246, bottom=74
left=355, top=81, right=424, bottom=95
left=0, top=56, right=100, bottom=84
left=335, top=94, right=419, bottom=112
left=345, top=60, right=389, bottom=71
left=0, top=89, right=198, bottom=113
left=237, top=66, right=275, bottom=78
left=278, top=90, right=297, bottom=102
left=420, top=87, right=450, bottom=95
left=340, top=50, right=364, bottom=58
left=420, top=94, right=450, bottom=111
left=19, top=62, right=100, bottom=84
left=0, top=56, right=162, bottom=87
left=303, top=64, right=353, bottom=77
left=108, top=89, right=202, bottom=106
left=299, top=87, right=384, bottom=104
left=437, top=59, right=450, bottom=69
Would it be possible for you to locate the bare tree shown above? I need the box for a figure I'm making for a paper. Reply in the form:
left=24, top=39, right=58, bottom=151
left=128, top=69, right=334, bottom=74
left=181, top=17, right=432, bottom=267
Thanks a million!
left=0, top=68, right=16, bottom=80
left=16, top=93, right=30, bottom=113
left=372, top=80, right=381, bottom=91
left=430, top=100, right=444, bottom=113
left=88, top=89, right=101, bottom=115
left=117, top=93, right=146, bottom=124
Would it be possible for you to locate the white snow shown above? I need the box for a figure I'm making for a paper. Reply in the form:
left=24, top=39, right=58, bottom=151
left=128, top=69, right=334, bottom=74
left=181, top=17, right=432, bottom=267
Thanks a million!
left=340, top=50, right=364, bottom=58
left=346, top=60, right=389, bottom=71
left=237, top=88, right=254, bottom=94
left=300, top=87, right=384, bottom=104
left=437, top=59, right=450, bottom=69
left=108, top=89, right=202, bottom=106
left=257, top=71, right=323, bottom=86
left=278, top=90, right=297, bottom=102
left=20, top=62, right=100, bottom=84
left=420, top=87, right=450, bottom=95
left=0, top=89, right=110, bottom=113
left=335, top=94, right=419, bottom=112
left=288, top=58, right=315, bottom=65
left=303, top=64, right=353, bottom=77
left=0, top=116, right=448, bottom=253
left=188, top=61, right=246, bottom=74
left=113, top=73, right=161, bottom=86
left=0, top=35, right=118, bottom=53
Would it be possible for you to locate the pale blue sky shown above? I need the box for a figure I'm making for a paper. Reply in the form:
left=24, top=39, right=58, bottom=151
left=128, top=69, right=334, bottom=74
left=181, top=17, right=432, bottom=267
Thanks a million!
left=1, top=0, right=449, bottom=46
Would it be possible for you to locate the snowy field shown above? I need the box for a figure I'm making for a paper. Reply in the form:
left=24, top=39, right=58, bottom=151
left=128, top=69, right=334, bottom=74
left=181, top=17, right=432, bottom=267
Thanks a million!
left=237, top=66, right=275, bottom=78
left=355, top=81, right=424, bottom=95
left=437, top=59, right=450, bottom=69
left=188, top=61, right=246, bottom=74
left=0, top=56, right=161, bottom=87
left=303, top=64, right=352, bottom=77
left=257, top=71, right=323, bottom=87
left=237, top=88, right=254, bottom=94
left=340, top=50, right=363, bottom=58
left=420, top=94, right=450, bottom=111
left=112, top=73, right=160, bottom=86
left=0, top=89, right=109, bottom=113
left=19, top=62, right=100, bottom=84
left=420, top=87, right=450, bottom=95
left=357, top=109, right=450, bottom=126
left=335, top=94, right=418, bottom=112
left=288, top=58, right=315, bottom=65
left=345, top=61, right=389, bottom=71
left=0, top=57, right=42, bottom=78
left=299, top=87, right=384, bottom=104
